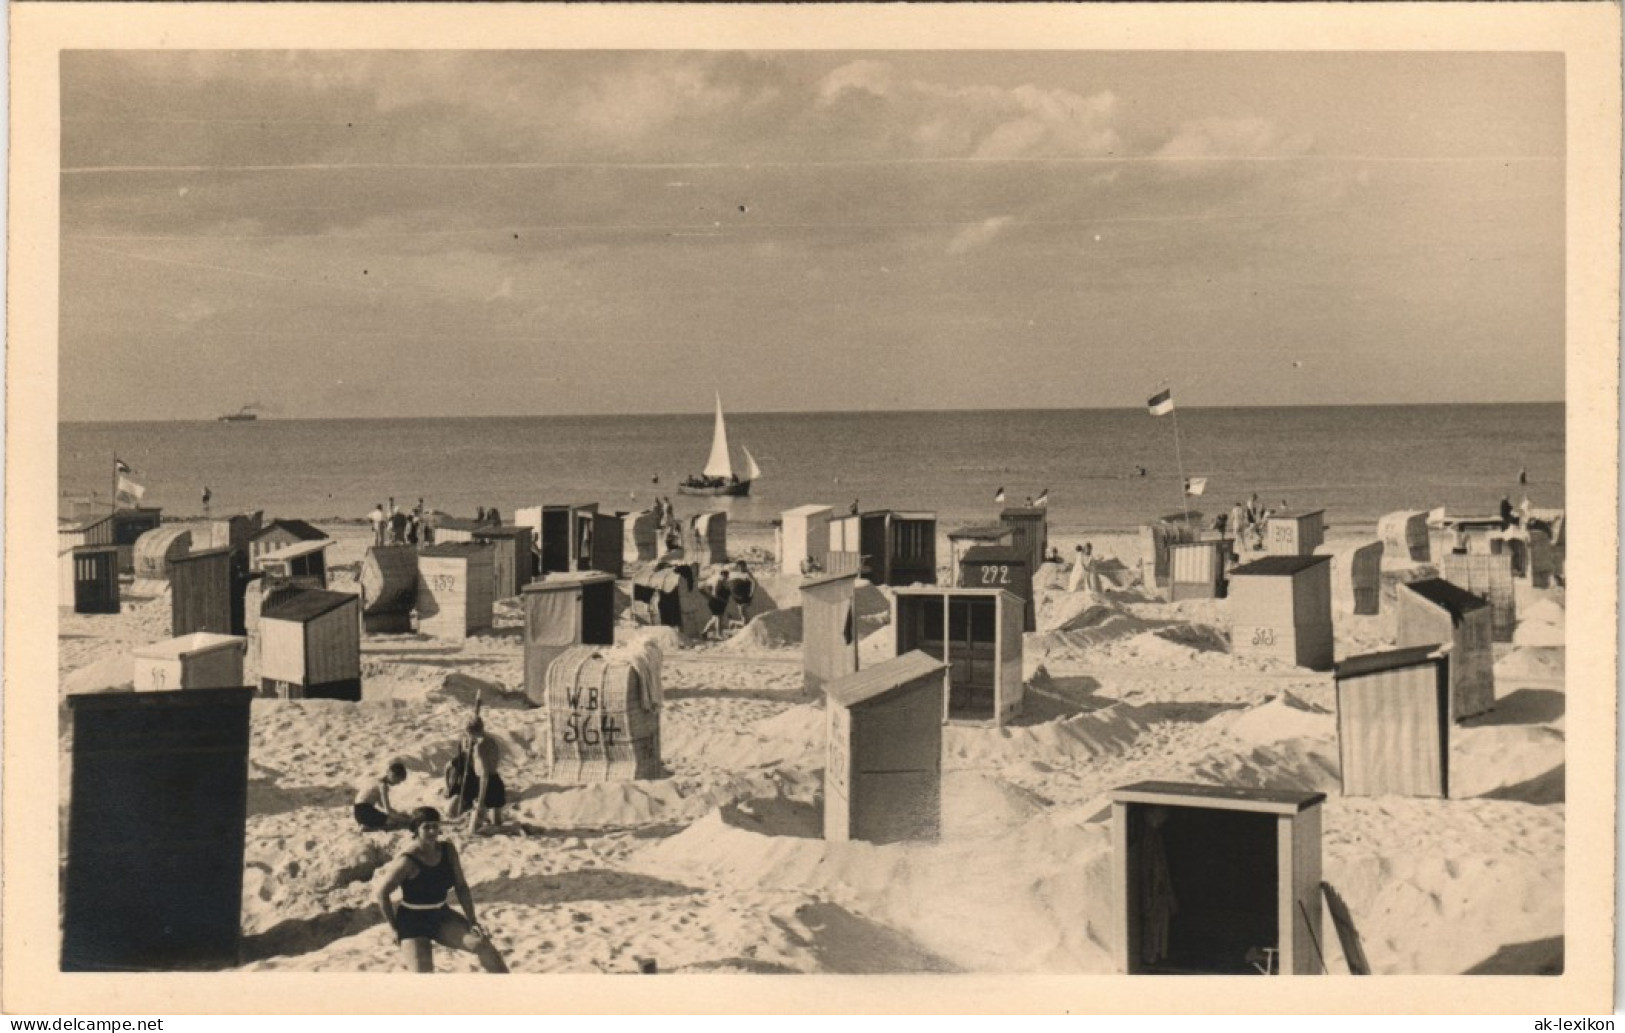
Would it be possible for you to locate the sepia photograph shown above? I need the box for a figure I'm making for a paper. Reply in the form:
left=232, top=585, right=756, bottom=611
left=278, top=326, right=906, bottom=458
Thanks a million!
left=6, top=2, right=1619, bottom=1017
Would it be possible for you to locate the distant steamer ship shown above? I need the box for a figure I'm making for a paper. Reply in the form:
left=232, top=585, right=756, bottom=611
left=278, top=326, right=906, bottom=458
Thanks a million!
left=218, top=405, right=259, bottom=423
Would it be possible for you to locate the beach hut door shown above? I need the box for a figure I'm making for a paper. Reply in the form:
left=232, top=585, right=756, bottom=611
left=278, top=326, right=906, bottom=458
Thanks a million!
left=859, top=515, right=888, bottom=581
left=936, top=597, right=997, bottom=719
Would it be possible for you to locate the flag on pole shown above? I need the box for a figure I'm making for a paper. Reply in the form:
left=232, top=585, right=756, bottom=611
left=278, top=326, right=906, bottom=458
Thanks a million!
left=115, top=474, right=146, bottom=507
left=114, top=457, right=133, bottom=474
left=993, top=486, right=1006, bottom=503
left=1147, top=388, right=1174, bottom=417
left=1033, top=488, right=1050, bottom=507
left=1184, top=477, right=1207, bottom=497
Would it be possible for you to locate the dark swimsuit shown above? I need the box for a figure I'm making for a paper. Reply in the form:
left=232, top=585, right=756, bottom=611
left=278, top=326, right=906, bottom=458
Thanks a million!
left=395, top=846, right=457, bottom=942
left=353, top=802, right=390, bottom=830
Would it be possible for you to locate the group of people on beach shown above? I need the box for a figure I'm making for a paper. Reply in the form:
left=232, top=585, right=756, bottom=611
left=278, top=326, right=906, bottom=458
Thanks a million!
left=368, top=497, right=436, bottom=548
left=701, top=560, right=758, bottom=640
left=1218, top=492, right=1282, bottom=552
left=353, top=716, right=511, bottom=973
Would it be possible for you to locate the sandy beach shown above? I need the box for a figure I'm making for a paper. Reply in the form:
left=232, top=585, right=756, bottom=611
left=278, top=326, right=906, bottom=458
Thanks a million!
left=56, top=518, right=1566, bottom=977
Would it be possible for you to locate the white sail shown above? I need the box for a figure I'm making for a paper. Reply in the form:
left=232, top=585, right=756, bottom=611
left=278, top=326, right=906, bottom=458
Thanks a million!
left=740, top=446, right=762, bottom=483
left=702, top=393, right=734, bottom=479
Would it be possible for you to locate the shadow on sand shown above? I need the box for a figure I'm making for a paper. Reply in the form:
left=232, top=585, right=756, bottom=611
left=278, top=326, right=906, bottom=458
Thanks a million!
left=475, top=868, right=700, bottom=907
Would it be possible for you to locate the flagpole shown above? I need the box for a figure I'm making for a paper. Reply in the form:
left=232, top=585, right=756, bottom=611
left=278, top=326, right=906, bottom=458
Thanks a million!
left=1168, top=391, right=1192, bottom=529
left=110, top=453, right=118, bottom=515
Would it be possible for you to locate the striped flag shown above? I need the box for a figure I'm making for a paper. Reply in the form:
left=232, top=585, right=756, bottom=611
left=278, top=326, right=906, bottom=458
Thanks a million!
left=993, top=486, right=1006, bottom=503
left=1184, top=477, right=1207, bottom=497
left=1147, top=388, right=1174, bottom=417
left=115, top=473, right=146, bottom=507
left=1033, top=488, right=1050, bottom=507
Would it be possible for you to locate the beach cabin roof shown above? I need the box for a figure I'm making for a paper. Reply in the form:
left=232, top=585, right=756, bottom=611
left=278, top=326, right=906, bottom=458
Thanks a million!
left=1155, top=511, right=1204, bottom=527
left=1111, top=780, right=1326, bottom=815
left=472, top=524, right=532, bottom=541
left=257, top=539, right=334, bottom=564
left=1403, top=578, right=1489, bottom=621
left=132, top=632, right=245, bottom=661
left=802, top=570, right=860, bottom=591
left=1230, top=554, right=1331, bottom=578
left=826, top=650, right=946, bottom=709
left=261, top=588, right=357, bottom=623
left=434, top=517, right=489, bottom=534
left=1272, top=509, right=1326, bottom=520
left=175, top=545, right=240, bottom=563
left=782, top=504, right=833, bottom=519
left=64, top=514, right=115, bottom=535
left=1334, top=644, right=1443, bottom=680
left=523, top=570, right=617, bottom=593
left=999, top=506, right=1045, bottom=519
left=960, top=545, right=1027, bottom=565
left=948, top=525, right=1014, bottom=541
left=420, top=542, right=490, bottom=559
left=251, top=519, right=327, bottom=543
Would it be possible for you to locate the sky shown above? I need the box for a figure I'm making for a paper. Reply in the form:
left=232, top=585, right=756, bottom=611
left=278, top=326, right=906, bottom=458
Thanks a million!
left=59, top=50, right=1565, bottom=421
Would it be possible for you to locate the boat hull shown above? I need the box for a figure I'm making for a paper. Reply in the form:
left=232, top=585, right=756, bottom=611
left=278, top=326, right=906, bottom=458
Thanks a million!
left=677, top=481, right=752, bottom=497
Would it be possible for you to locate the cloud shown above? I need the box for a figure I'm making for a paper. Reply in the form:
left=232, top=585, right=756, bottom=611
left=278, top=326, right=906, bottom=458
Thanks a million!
left=947, top=216, right=1013, bottom=255
left=1155, top=116, right=1314, bottom=163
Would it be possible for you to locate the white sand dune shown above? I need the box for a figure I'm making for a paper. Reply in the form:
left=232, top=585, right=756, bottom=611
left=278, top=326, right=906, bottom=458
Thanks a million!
left=58, top=523, right=1564, bottom=976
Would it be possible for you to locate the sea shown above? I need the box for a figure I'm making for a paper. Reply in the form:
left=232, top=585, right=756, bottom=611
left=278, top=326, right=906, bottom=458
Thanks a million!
left=58, top=404, right=1564, bottom=535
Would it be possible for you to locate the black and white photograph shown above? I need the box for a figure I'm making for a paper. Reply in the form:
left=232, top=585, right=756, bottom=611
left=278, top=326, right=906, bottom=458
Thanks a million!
left=6, top=1, right=1619, bottom=1017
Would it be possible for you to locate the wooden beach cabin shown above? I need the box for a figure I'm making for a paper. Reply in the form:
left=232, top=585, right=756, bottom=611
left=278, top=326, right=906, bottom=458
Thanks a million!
left=1334, top=646, right=1451, bottom=798
left=826, top=513, right=863, bottom=577
left=360, top=546, right=419, bottom=633
left=823, top=651, right=947, bottom=845
left=63, top=545, right=121, bottom=614
left=416, top=543, right=495, bottom=640
left=133, top=527, right=192, bottom=581
left=207, top=511, right=264, bottom=553
left=1314, top=540, right=1385, bottom=616
left=1140, top=521, right=1198, bottom=588
left=133, top=633, right=246, bottom=693
left=1441, top=551, right=1516, bottom=643
left=259, top=589, right=363, bottom=701
left=247, top=519, right=328, bottom=565
left=1378, top=510, right=1430, bottom=563
left=946, top=525, right=1016, bottom=581
left=1264, top=509, right=1325, bottom=557
left=623, top=510, right=662, bottom=566
left=1168, top=539, right=1233, bottom=602
left=252, top=539, right=333, bottom=586
left=802, top=570, right=860, bottom=696
left=688, top=511, right=728, bottom=567
left=471, top=525, right=536, bottom=599
left=62, top=686, right=254, bottom=971
left=523, top=503, right=592, bottom=574
left=892, top=586, right=1023, bottom=725
left=1111, top=781, right=1326, bottom=975
left=1000, top=506, right=1049, bottom=580
left=1227, top=555, right=1334, bottom=671
left=543, top=644, right=663, bottom=782
left=779, top=504, right=833, bottom=576
left=521, top=572, right=617, bottom=706
left=1395, top=578, right=1495, bottom=720
left=109, top=508, right=164, bottom=574
left=170, top=546, right=249, bottom=637
left=959, top=545, right=1034, bottom=631
left=59, top=513, right=115, bottom=551
left=856, top=510, right=937, bottom=587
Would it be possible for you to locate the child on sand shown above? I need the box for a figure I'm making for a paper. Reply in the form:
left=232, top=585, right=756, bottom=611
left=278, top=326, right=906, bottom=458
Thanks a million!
left=354, top=760, right=410, bottom=831
left=374, top=807, right=509, bottom=974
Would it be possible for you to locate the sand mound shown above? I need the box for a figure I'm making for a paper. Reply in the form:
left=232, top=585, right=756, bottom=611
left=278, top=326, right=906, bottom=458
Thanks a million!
left=716, top=607, right=803, bottom=652
left=61, top=653, right=134, bottom=695
left=1221, top=691, right=1334, bottom=745
left=942, top=770, right=1049, bottom=837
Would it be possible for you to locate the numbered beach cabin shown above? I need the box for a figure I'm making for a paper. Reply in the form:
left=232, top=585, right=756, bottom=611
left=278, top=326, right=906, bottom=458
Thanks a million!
left=169, top=546, right=250, bottom=637
left=1110, top=781, right=1326, bottom=975
left=1394, top=578, right=1495, bottom=720
left=1263, top=509, right=1325, bottom=557
left=470, top=525, right=537, bottom=600
left=999, top=505, right=1049, bottom=579
left=416, top=543, right=495, bottom=640
left=133, top=633, right=246, bottom=693
left=823, top=651, right=947, bottom=845
left=1334, top=646, right=1451, bottom=798
left=801, top=570, right=860, bottom=696
left=946, top=524, right=1015, bottom=579
left=521, top=572, right=617, bottom=706
left=835, top=510, right=937, bottom=587
left=1227, top=554, right=1334, bottom=670
left=892, top=586, right=1023, bottom=725
left=958, top=545, right=1034, bottom=632
left=543, top=643, right=663, bottom=781
left=778, top=504, right=833, bottom=576
left=258, top=588, right=363, bottom=701
left=62, top=685, right=254, bottom=971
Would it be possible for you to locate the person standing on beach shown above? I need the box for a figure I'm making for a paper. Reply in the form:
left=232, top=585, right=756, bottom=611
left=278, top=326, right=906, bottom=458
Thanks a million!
left=727, top=561, right=757, bottom=626
left=369, top=503, right=387, bottom=547
left=448, top=717, right=506, bottom=835
left=201, top=486, right=212, bottom=518
left=374, top=807, right=509, bottom=974
left=702, top=568, right=731, bottom=640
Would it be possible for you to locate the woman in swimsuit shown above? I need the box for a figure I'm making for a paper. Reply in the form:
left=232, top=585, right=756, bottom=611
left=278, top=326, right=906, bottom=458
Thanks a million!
left=353, top=760, right=408, bottom=830
left=373, top=807, right=509, bottom=973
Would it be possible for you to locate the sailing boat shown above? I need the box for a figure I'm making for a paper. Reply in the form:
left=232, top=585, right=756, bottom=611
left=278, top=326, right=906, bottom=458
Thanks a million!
left=677, top=395, right=762, bottom=497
